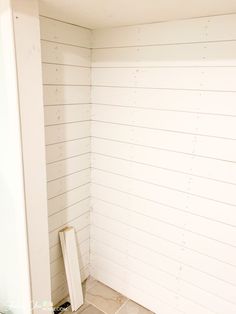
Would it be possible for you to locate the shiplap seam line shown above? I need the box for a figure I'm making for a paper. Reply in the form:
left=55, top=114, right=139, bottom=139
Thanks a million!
left=91, top=182, right=236, bottom=229
left=46, top=137, right=90, bottom=146
left=91, top=252, right=222, bottom=314
left=50, top=236, right=90, bottom=252
left=91, top=213, right=236, bottom=281
left=42, top=62, right=91, bottom=68
left=45, top=103, right=91, bottom=106
left=92, top=38, right=236, bottom=50
left=48, top=196, right=90, bottom=218
left=51, top=262, right=90, bottom=287
left=50, top=238, right=90, bottom=259
left=92, top=65, right=236, bottom=69
left=51, top=263, right=90, bottom=294
left=92, top=196, right=236, bottom=248
left=39, top=14, right=91, bottom=30
left=48, top=182, right=90, bottom=200
left=92, top=85, right=236, bottom=93
left=47, top=169, right=90, bottom=184
left=92, top=167, right=236, bottom=207
left=50, top=252, right=90, bottom=279
left=50, top=239, right=90, bottom=263
left=90, top=264, right=184, bottom=314
left=41, top=16, right=91, bottom=305
left=92, top=209, right=236, bottom=270
left=43, top=84, right=91, bottom=87
left=41, top=38, right=90, bottom=50
left=92, top=224, right=236, bottom=288
left=91, top=252, right=226, bottom=314
left=92, top=120, right=236, bottom=141
left=45, top=119, right=91, bottom=127
left=91, top=84, right=236, bottom=95
left=51, top=249, right=89, bottom=268
left=91, top=237, right=236, bottom=306
left=51, top=223, right=90, bottom=238
left=50, top=232, right=89, bottom=254
left=50, top=225, right=90, bottom=249
left=47, top=167, right=90, bottom=183
left=47, top=152, right=90, bottom=165
left=46, top=136, right=90, bottom=146
left=92, top=136, right=236, bottom=164
left=51, top=249, right=89, bottom=269
left=92, top=152, right=236, bottom=186
left=49, top=212, right=90, bottom=235
left=92, top=103, right=236, bottom=118
left=49, top=204, right=90, bottom=236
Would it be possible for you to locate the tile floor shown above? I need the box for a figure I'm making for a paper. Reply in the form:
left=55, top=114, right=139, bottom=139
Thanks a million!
left=65, top=277, right=154, bottom=314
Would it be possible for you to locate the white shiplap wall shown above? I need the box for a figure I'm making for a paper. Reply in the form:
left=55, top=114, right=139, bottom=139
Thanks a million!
left=40, top=16, right=91, bottom=305
left=91, top=14, right=236, bottom=314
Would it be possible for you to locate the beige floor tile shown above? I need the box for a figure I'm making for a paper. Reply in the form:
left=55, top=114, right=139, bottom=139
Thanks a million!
left=68, top=302, right=104, bottom=314
left=83, top=276, right=98, bottom=293
left=116, top=300, right=154, bottom=314
left=86, top=281, right=127, bottom=314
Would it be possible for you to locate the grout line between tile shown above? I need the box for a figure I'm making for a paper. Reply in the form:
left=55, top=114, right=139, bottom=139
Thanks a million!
left=85, top=277, right=99, bottom=293
left=85, top=300, right=107, bottom=314
left=83, top=278, right=109, bottom=313
left=114, top=298, right=129, bottom=314
left=84, top=277, right=128, bottom=314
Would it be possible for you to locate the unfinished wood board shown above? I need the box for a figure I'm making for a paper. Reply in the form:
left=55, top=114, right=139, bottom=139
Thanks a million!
left=59, top=227, right=84, bottom=311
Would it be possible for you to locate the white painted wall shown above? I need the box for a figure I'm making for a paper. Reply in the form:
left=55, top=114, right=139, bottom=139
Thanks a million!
left=91, top=14, right=236, bottom=314
left=12, top=2, right=52, bottom=312
left=0, top=1, right=31, bottom=313
left=0, top=1, right=52, bottom=313
left=38, top=11, right=236, bottom=313
left=40, top=16, right=91, bottom=305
